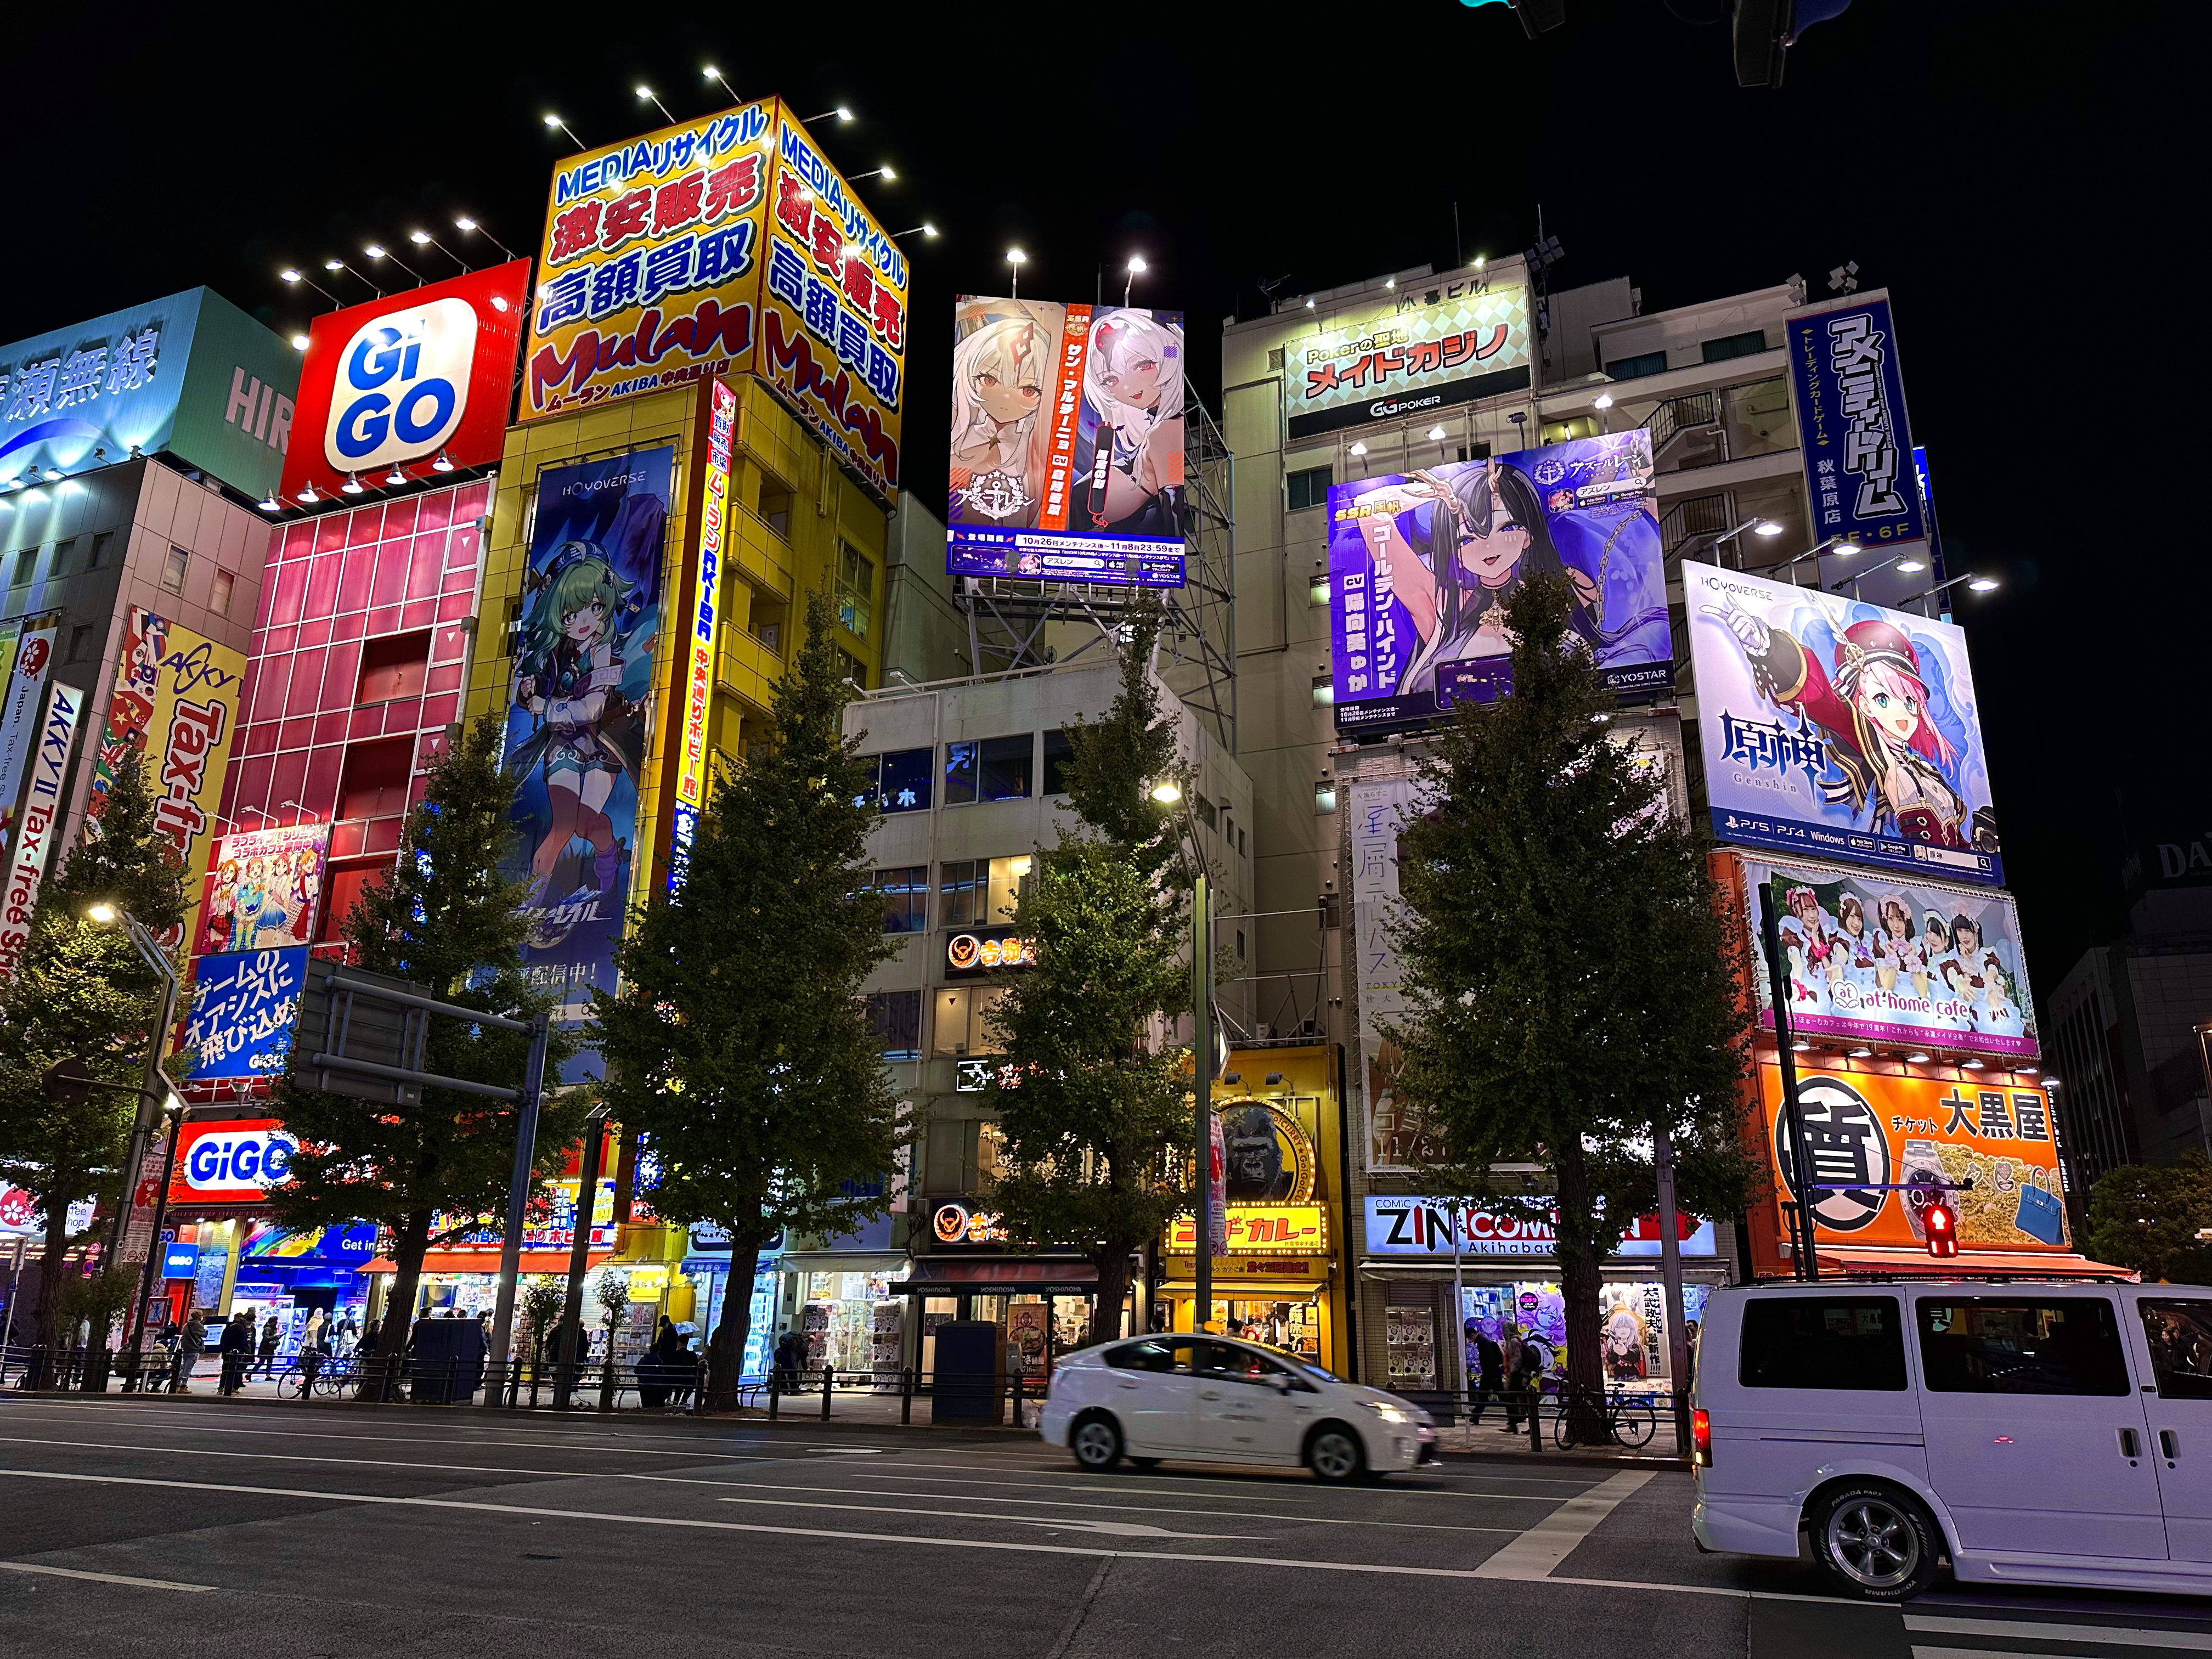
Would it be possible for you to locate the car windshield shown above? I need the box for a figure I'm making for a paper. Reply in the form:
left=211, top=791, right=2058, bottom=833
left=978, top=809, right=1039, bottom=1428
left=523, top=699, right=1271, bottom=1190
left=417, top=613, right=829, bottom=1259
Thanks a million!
left=1289, top=1356, right=1339, bottom=1383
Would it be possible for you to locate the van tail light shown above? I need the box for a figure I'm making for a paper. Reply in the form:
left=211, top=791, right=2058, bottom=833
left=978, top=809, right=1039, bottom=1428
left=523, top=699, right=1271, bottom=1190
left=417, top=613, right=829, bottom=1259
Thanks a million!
left=1691, top=1408, right=1712, bottom=1468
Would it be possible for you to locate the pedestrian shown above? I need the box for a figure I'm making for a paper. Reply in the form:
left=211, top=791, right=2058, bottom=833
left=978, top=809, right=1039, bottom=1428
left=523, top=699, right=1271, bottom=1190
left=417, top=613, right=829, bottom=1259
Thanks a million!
left=1504, top=1324, right=1543, bottom=1432
left=1469, top=1323, right=1505, bottom=1426
left=362, top=1316, right=382, bottom=1355
left=217, top=1311, right=253, bottom=1395
left=772, top=1331, right=799, bottom=1392
left=172, top=1311, right=207, bottom=1393
left=253, top=1315, right=281, bottom=1381
left=303, top=1307, right=327, bottom=1355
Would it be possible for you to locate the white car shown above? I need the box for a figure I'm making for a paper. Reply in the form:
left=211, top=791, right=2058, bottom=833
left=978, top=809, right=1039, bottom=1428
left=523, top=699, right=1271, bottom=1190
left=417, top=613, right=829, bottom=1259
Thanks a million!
left=1039, top=1333, right=1438, bottom=1480
left=1692, top=1279, right=2212, bottom=1600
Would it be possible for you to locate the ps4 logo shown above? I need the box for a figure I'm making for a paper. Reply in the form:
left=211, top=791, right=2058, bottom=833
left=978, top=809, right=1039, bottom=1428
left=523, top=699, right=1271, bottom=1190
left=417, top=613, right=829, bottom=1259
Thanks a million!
left=325, top=297, right=477, bottom=472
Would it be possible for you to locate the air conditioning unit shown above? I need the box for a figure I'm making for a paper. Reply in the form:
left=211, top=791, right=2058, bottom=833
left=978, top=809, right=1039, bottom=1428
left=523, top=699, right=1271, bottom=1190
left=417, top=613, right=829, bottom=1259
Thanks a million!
left=1254, top=1024, right=1272, bottom=1041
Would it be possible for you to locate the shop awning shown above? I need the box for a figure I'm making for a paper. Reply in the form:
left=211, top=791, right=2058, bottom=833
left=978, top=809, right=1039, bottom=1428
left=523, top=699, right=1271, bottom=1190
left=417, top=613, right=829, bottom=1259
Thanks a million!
left=362, top=1251, right=613, bottom=1275
left=902, top=1260, right=1097, bottom=1289
left=1797, top=1247, right=2138, bottom=1281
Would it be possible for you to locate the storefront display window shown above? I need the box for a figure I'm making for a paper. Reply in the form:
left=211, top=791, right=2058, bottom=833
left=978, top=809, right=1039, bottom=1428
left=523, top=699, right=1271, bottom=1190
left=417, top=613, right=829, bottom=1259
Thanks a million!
left=800, top=1271, right=904, bottom=1375
left=1386, top=1303, right=1436, bottom=1390
left=1207, top=1297, right=1322, bottom=1361
left=1459, top=1280, right=1712, bottom=1392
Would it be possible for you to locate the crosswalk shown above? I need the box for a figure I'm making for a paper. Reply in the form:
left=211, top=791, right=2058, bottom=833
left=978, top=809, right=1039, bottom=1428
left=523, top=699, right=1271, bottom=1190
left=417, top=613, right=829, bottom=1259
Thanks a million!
left=1904, top=1610, right=2212, bottom=1656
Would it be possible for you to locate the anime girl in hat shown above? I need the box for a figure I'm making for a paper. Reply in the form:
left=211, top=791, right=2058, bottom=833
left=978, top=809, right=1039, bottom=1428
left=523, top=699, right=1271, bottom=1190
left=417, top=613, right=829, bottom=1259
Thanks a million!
left=508, top=543, right=647, bottom=907
left=1700, top=596, right=1997, bottom=854
left=1081, top=309, right=1186, bottom=537
left=949, top=300, right=1064, bottom=532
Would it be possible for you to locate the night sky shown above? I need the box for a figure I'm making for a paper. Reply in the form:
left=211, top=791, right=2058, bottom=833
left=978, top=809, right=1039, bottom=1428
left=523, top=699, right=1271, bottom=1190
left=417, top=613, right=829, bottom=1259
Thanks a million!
left=4, top=2, right=2186, bottom=990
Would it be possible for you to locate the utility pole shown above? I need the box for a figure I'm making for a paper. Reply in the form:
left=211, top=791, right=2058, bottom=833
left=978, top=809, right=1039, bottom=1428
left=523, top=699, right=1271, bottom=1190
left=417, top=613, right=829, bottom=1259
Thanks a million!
left=482, top=1014, right=552, bottom=1403
left=1193, top=870, right=1214, bottom=1333
left=1757, top=889, right=1822, bottom=1279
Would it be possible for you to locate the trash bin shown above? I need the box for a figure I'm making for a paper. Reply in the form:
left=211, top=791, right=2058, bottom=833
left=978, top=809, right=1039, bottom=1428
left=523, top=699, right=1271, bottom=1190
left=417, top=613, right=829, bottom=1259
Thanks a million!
left=930, top=1320, right=1005, bottom=1425
left=408, top=1318, right=487, bottom=1403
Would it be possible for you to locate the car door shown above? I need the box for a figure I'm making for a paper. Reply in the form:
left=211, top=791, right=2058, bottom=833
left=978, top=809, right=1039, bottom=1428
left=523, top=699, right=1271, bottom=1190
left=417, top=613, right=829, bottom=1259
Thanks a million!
left=1102, top=1337, right=1201, bottom=1453
left=1193, top=1341, right=1311, bottom=1462
left=2130, top=1293, right=2212, bottom=1564
left=1914, top=1289, right=2167, bottom=1561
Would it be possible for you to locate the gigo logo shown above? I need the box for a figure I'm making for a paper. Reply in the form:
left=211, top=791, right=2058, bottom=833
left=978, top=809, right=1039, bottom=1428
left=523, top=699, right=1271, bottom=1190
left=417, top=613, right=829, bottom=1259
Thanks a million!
left=324, top=296, right=478, bottom=471
left=183, top=1128, right=298, bottom=1192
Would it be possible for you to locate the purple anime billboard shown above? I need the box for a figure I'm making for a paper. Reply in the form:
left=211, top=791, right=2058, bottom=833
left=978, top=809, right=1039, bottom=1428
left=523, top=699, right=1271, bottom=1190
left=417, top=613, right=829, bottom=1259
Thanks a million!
left=1326, top=430, right=1671, bottom=733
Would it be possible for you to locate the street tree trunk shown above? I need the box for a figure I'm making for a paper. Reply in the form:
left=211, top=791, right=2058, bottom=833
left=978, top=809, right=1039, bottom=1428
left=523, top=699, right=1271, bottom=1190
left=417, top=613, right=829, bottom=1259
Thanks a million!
left=1090, top=1243, right=1135, bottom=1349
left=380, top=1208, right=432, bottom=1356
left=707, top=1235, right=763, bottom=1413
left=32, top=1188, right=72, bottom=1355
left=1553, top=1139, right=1609, bottom=1444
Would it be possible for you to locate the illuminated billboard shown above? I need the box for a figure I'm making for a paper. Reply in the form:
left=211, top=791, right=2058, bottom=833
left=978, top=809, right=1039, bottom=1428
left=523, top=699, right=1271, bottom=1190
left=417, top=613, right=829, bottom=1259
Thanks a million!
left=281, top=261, right=529, bottom=502
left=1684, top=560, right=2001, bottom=885
left=1285, top=269, right=1531, bottom=441
left=945, top=297, right=1186, bottom=588
left=1327, top=430, right=1670, bottom=732
left=524, top=103, right=775, bottom=421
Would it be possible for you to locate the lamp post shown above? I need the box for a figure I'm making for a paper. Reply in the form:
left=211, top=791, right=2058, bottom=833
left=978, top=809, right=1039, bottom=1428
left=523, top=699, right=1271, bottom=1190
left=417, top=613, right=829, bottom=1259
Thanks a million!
left=1894, top=571, right=2001, bottom=616
left=1148, top=774, right=1217, bottom=1334
left=89, top=905, right=181, bottom=1266
left=1829, top=549, right=1927, bottom=599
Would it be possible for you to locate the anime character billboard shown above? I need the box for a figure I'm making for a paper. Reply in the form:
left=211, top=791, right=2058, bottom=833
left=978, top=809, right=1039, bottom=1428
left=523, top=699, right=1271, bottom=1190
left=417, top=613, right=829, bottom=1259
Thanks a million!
left=1685, top=561, right=2002, bottom=885
left=1740, top=852, right=2036, bottom=1060
left=194, top=823, right=330, bottom=958
left=499, top=447, right=670, bottom=1030
left=944, top=296, right=1188, bottom=588
left=1327, top=430, right=1671, bottom=734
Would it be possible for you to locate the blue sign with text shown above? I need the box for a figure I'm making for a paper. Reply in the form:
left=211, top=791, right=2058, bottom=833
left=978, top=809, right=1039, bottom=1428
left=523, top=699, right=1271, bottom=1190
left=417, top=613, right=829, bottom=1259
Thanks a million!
left=1786, top=295, right=1927, bottom=547
left=184, top=946, right=309, bottom=1082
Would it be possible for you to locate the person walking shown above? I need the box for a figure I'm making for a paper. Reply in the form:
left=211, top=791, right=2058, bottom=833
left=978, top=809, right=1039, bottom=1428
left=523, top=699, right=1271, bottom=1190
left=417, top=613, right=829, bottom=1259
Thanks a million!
left=217, top=1311, right=253, bottom=1396
left=252, top=1315, right=281, bottom=1382
left=1469, top=1324, right=1505, bottom=1426
left=1503, top=1323, right=1543, bottom=1433
left=172, top=1311, right=207, bottom=1393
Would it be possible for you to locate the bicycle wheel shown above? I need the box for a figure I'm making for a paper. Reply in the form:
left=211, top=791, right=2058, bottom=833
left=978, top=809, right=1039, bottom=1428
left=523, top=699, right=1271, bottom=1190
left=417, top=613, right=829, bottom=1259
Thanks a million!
left=1553, top=1387, right=1599, bottom=1450
left=275, top=1368, right=304, bottom=1401
left=1610, top=1395, right=1657, bottom=1449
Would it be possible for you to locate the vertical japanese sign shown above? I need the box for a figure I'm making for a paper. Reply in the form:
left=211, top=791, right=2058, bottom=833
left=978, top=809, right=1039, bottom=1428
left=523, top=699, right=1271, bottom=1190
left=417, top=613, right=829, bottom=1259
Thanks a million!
left=1348, top=776, right=1424, bottom=1170
left=1684, top=561, right=2001, bottom=885
left=0, top=613, right=55, bottom=847
left=944, top=297, right=1188, bottom=586
left=183, top=946, right=310, bottom=1083
left=525, top=104, right=773, bottom=420
left=86, top=608, right=246, bottom=943
left=194, top=822, right=330, bottom=958
left=499, top=447, right=670, bottom=1034
left=670, top=377, right=735, bottom=892
left=0, top=681, right=86, bottom=983
left=759, top=108, right=906, bottom=496
left=1785, top=291, right=1928, bottom=546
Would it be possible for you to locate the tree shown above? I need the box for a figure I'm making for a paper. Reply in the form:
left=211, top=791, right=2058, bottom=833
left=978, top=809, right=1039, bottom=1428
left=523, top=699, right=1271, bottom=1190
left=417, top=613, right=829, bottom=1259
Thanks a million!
left=596, top=590, right=902, bottom=1412
left=987, top=600, right=1196, bottom=1346
left=1389, top=572, right=1754, bottom=1429
left=0, top=752, right=185, bottom=1353
left=269, top=716, right=584, bottom=1356
left=2086, top=1153, right=2212, bottom=1283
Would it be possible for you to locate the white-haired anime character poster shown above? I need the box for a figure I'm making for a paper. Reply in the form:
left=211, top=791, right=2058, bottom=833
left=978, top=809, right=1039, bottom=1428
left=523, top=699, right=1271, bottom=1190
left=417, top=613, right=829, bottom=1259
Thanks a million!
left=500, top=446, right=671, bottom=1058
left=1685, top=560, right=2002, bottom=887
left=945, top=296, right=1188, bottom=588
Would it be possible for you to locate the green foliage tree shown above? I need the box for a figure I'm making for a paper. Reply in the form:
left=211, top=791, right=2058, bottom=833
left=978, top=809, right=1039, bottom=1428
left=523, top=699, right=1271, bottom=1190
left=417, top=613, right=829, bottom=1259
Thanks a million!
left=596, top=591, right=901, bottom=1411
left=1389, top=572, right=1754, bottom=1426
left=269, top=715, right=583, bottom=1355
left=0, top=752, right=185, bottom=1352
left=988, top=600, right=1196, bottom=1345
left=2086, top=1153, right=2212, bottom=1283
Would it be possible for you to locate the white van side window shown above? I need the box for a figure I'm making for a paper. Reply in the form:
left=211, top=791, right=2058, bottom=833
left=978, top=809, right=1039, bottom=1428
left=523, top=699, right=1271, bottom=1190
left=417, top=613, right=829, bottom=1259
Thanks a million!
left=2138, top=1300, right=2212, bottom=1400
left=1739, top=1296, right=1906, bottom=1390
left=1917, top=1298, right=2130, bottom=1396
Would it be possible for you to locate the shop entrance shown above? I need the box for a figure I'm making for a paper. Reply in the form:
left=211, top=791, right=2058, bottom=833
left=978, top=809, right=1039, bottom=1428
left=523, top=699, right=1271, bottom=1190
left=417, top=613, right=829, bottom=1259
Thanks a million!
left=1158, top=1283, right=1331, bottom=1370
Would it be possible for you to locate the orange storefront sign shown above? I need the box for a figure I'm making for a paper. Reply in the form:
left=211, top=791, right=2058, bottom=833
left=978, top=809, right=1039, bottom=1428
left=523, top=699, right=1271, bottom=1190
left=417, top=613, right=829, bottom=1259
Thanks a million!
left=1757, top=1064, right=2070, bottom=1254
left=1165, top=1204, right=1328, bottom=1257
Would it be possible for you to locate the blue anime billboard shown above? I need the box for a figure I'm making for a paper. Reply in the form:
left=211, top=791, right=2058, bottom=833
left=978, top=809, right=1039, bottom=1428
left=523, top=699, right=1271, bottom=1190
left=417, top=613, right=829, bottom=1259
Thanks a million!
left=1685, top=561, right=2001, bottom=886
left=1326, top=430, right=1671, bottom=734
left=500, top=447, right=671, bottom=1041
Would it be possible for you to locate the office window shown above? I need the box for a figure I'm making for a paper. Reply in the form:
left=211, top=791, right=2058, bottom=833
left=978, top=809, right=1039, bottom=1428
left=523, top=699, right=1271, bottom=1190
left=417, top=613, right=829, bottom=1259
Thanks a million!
left=939, top=856, right=1032, bottom=927
left=8, top=549, right=33, bottom=589
left=1237, top=826, right=1246, bottom=856
left=1917, top=1298, right=2131, bottom=1396
left=88, top=530, right=115, bottom=569
left=863, top=989, right=922, bottom=1062
left=838, top=646, right=867, bottom=690
left=66, top=624, right=95, bottom=663
left=759, top=474, right=793, bottom=539
left=337, top=736, right=414, bottom=820
left=943, top=741, right=980, bottom=805
left=208, top=569, right=236, bottom=618
left=986, top=855, right=1032, bottom=922
left=1312, top=674, right=1334, bottom=707
left=1310, top=574, right=1330, bottom=607
left=837, top=543, right=875, bottom=639
left=1286, top=465, right=1332, bottom=511
left=1604, top=349, right=1668, bottom=381
left=1314, top=780, right=1338, bottom=814
left=161, top=544, right=190, bottom=593
left=357, top=630, right=433, bottom=704
left=1042, top=729, right=1076, bottom=795
left=878, top=747, right=932, bottom=812
left=873, top=866, right=928, bottom=934
left=1701, top=328, right=1768, bottom=364
left=1739, top=1297, right=1905, bottom=1391
left=1192, top=794, right=1217, bottom=831
left=979, top=733, right=1032, bottom=801
left=931, top=988, right=973, bottom=1058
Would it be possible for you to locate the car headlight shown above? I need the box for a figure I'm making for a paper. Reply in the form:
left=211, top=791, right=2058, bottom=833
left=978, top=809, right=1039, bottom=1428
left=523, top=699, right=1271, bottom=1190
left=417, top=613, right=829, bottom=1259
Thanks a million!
left=1364, top=1401, right=1410, bottom=1425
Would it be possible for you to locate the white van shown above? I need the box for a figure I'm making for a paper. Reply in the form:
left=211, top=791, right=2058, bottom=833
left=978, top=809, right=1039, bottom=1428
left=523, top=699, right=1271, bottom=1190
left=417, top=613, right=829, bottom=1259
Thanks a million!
left=1692, top=1279, right=2212, bottom=1600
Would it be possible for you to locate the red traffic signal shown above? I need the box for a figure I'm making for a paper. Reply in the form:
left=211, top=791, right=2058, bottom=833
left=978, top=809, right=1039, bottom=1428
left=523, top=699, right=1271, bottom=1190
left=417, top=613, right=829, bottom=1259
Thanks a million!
left=1923, top=1197, right=1960, bottom=1259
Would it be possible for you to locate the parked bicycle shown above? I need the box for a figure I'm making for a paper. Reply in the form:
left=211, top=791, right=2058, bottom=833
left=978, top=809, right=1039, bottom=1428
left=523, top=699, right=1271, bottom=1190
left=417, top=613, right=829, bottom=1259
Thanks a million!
left=1549, top=1382, right=1660, bottom=1451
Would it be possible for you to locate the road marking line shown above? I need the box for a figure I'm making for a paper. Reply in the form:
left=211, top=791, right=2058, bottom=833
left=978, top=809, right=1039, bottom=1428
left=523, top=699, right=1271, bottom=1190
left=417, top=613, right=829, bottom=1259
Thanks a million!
left=1906, top=1616, right=2212, bottom=1651
left=1472, top=1471, right=1655, bottom=1579
left=713, top=1479, right=1522, bottom=1532
left=1912, top=1650, right=2130, bottom=1659
left=843, top=1464, right=1581, bottom=1502
left=0, top=1561, right=215, bottom=1593
left=0, top=1408, right=783, bottom=1465
left=716, top=1496, right=1255, bottom=1540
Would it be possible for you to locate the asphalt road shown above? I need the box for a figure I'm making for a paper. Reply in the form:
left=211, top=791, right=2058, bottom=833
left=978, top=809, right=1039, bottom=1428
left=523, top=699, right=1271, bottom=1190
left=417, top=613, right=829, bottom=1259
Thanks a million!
left=0, top=1396, right=2206, bottom=1659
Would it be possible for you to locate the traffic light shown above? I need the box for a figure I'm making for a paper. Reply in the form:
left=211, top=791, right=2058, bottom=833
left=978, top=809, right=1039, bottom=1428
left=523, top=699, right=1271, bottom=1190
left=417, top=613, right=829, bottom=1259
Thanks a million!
left=1923, top=1196, right=1960, bottom=1259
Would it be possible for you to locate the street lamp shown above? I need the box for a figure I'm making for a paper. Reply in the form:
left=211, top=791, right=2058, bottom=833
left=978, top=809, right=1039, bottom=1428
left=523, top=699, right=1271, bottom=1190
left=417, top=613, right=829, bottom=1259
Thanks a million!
left=1005, top=247, right=1026, bottom=298
left=1894, top=572, right=2000, bottom=615
left=1829, top=549, right=1928, bottom=598
left=1681, top=517, right=1781, bottom=570
left=1125, top=253, right=1147, bottom=307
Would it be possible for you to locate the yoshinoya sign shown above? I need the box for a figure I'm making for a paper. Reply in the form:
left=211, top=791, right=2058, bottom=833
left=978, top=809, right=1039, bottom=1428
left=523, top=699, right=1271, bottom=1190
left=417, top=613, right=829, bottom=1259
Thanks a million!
left=1363, top=1196, right=1718, bottom=1258
left=280, top=261, right=529, bottom=503
left=944, top=926, right=1037, bottom=977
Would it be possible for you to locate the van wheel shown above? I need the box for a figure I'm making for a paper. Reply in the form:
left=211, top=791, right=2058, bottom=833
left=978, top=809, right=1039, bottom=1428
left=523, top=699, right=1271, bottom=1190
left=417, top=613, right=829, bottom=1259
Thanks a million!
left=1305, top=1424, right=1366, bottom=1484
left=1069, top=1413, right=1122, bottom=1473
left=1812, top=1482, right=1940, bottom=1600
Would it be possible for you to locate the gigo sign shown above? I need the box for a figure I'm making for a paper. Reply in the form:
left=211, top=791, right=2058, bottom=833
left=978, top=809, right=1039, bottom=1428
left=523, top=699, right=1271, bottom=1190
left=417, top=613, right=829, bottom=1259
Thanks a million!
left=280, top=260, right=529, bottom=503
left=171, top=1120, right=298, bottom=1204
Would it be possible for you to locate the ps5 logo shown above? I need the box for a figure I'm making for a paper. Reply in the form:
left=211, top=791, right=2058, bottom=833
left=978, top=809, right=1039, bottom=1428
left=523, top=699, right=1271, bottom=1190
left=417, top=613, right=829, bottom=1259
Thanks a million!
left=325, top=296, right=477, bottom=471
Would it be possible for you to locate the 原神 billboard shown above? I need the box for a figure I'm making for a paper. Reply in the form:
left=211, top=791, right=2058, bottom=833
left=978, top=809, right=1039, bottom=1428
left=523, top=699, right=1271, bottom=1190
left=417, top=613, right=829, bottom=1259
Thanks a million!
left=1740, top=852, right=2036, bottom=1060
left=499, top=447, right=670, bottom=1035
left=1285, top=268, right=1532, bottom=441
left=1685, top=561, right=2002, bottom=885
left=1328, top=430, right=1671, bottom=733
left=945, top=297, right=1187, bottom=588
